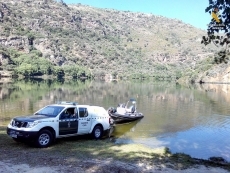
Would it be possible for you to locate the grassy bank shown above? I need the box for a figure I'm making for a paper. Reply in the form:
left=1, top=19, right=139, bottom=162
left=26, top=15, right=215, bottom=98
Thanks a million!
left=0, top=125, right=230, bottom=172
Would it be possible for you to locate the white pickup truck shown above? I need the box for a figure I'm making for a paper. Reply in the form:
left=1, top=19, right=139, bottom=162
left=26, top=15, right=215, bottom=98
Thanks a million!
left=7, top=102, right=113, bottom=148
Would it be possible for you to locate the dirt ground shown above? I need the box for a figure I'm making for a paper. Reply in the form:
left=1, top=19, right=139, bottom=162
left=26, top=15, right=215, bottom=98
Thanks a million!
left=1, top=125, right=229, bottom=173
left=1, top=159, right=230, bottom=173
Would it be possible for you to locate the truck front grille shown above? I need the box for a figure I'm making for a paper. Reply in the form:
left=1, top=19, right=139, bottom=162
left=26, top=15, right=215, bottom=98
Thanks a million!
left=12, top=120, right=27, bottom=128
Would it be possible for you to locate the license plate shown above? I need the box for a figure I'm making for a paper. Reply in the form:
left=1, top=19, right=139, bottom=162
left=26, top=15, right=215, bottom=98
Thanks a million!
left=10, top=134, right=17, bottom=138
left=9, top=130, right=17, bottom=138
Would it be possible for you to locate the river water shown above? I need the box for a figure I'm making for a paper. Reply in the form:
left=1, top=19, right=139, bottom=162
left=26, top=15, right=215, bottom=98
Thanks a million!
left=1, top=79, right=230, bottom=161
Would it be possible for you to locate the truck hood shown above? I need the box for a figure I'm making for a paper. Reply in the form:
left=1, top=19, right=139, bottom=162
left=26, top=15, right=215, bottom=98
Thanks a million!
left=14, top=114, right=54, bottom=122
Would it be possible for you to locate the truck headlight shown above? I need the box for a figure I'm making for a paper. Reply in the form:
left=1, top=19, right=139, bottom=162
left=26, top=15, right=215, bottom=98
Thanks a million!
left=10, top=119, right=14, bottom=126
left=26, top=121, right=39, bottom=128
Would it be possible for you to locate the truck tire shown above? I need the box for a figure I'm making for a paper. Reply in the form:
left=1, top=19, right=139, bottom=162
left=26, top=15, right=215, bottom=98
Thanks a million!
left=36, top=130, right=53, bottom=148
left=92, top=125, right=103, bottom=139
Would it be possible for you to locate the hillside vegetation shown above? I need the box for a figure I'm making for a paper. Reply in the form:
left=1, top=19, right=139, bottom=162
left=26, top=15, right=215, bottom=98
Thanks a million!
left=0, top=0, right=228, bottom=82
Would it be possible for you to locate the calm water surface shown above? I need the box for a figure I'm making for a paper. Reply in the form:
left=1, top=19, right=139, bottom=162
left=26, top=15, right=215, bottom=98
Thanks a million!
left=1, top=79, right=230, bottom=161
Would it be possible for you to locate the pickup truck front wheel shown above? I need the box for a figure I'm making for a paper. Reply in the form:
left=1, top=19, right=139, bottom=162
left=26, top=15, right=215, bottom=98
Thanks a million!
left=36, top=130, right=53, bottom=148
left=92, top=125, right=103, bottom=139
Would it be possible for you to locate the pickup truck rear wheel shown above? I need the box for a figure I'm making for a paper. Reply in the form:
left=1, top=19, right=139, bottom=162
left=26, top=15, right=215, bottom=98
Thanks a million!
left=92, top=125, right=103, bottom=139
left=36, top=130, right=53, bottom=148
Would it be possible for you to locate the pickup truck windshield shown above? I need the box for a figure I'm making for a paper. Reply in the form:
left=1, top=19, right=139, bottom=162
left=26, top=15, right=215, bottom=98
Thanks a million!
left=35, top=106, right=65, bottom=117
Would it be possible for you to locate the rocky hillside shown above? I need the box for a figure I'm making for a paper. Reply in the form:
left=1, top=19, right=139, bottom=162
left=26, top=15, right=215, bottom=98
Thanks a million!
left=0, top=0, right=227, bottom=82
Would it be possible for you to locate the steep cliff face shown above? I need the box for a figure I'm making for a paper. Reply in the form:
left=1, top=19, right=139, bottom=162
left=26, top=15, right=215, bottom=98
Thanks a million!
left=0, top=0, right=226, bottom=82
left=0, top=37, right=29, bottom=51
left=199, top=64, right=230, bottom=83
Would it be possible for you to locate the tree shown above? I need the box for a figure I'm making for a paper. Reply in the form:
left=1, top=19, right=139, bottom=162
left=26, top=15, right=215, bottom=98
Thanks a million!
left=27, top=33, right=35, bottom=46
left=58, top=0, right=67, bottom=7
left=202, top=0, right=230, bottom=62
left=54, top=66, right=65, bottom=78
left=15, top=63, right=37, bottom=76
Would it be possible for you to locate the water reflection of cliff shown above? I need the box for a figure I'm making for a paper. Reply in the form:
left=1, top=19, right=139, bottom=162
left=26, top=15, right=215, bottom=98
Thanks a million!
left=191, top=83, right=230, bottom=115
left=0, top=83, right=11, bottom=100
left=0, top=79, right=91, bottom=123
left=135, top=83, right=230, bottom=138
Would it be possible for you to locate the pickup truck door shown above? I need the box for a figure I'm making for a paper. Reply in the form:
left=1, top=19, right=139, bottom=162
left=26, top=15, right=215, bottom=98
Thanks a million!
left=77, top=107, right=92, bottom=134
left=59, top=107, right=78, bottom=135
